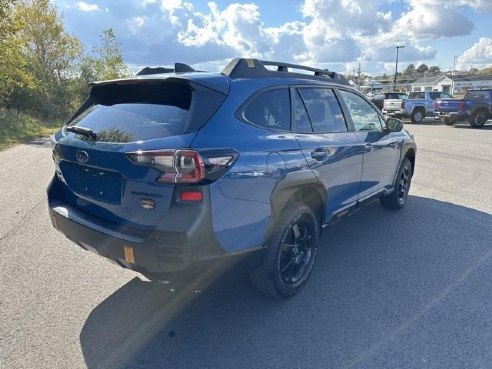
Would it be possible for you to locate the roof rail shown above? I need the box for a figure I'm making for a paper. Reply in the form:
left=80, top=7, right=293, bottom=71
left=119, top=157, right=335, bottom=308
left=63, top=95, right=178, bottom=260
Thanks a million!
left=221, top=58, right=349, bottom=85
left=136, top=63, right=197, bottom=76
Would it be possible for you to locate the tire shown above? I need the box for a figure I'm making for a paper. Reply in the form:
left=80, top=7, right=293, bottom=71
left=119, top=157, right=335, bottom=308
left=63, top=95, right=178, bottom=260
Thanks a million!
left=250, top=202, right=320, bottom=298
left=380, top=158, right=413, bottom=210
left=443, top=117, right=455, bottom=126
left=410, top=109, right=424, bottom=123
left=469, top=110, right=488, bottom=128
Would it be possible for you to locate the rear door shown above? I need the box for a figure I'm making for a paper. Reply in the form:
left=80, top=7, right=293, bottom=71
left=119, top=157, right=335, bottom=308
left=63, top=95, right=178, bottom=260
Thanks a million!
left=292, top=87, right=363, bottom=217
left=337, top=89, right=401, bottom=199
left=52, top=79, right=226, bottom=229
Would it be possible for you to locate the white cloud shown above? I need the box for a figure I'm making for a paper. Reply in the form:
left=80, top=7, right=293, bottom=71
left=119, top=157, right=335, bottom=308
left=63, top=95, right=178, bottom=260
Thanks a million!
left=54, top=0, right=492, bottom=74
left=396, top=5, right=474, bottom=39
left=301, top=0, right=392, bottom=36
left=457, top=37, right=492, bottom=69
left=407, top=0, right=492, bottom=11
left=75, top=1, right=98, bottom=12
left=178, top=3, right=270, bottom=56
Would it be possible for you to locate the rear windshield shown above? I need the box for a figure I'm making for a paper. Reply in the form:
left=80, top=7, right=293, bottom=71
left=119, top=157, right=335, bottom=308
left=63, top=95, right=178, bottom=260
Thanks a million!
left=409, top=92, right=425, bottom=99
left=67, top=80, right=225, bottom=143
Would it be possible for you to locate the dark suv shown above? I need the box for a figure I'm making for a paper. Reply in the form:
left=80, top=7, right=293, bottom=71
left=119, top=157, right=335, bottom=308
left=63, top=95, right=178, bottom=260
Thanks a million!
left=48, top=58, right=416, bottom=298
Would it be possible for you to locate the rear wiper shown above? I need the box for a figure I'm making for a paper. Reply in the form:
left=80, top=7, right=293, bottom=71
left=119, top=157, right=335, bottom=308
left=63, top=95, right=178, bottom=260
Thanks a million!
left=65, top=126, right=97, bottom=140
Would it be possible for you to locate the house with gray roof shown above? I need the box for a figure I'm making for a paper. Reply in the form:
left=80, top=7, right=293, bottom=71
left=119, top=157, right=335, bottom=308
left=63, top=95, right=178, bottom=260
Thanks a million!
left=411, top=75, right=453, bottom=93
left=411, top=74, right=492, bottom=95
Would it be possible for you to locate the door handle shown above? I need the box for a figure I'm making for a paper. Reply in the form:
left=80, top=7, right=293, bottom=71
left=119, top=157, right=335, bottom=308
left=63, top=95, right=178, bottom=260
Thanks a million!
left=364, top=143, right=374, bottom=153
left=311, top=150, right=329, bottom=161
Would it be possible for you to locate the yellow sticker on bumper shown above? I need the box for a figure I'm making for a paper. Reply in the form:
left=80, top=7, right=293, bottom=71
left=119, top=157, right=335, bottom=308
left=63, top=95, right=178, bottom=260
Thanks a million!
left=124, top=245, right=135, bottom=264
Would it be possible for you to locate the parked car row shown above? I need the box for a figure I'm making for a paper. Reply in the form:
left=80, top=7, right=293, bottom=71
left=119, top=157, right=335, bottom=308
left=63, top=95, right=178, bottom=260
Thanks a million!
left=382, top=91, right=453, bottom=123
left=374, top=88, right=491, bottom=128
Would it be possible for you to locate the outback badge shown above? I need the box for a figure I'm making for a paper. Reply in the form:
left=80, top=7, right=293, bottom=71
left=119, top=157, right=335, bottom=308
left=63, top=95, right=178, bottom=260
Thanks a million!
left=139, top=198, right=155, bottom=210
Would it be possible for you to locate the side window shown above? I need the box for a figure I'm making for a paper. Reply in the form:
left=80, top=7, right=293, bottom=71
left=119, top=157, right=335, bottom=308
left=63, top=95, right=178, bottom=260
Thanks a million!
left=440, top=92, right=452, bottom=99
left=293, top=89, right=313, bottom=133
left=297, top=88, right=347, bottom=133
left=338, top=90, right=383, bottom=132
left=243, top=88, right=290, bottom=131
left=429, top=92, right=440, bottom=100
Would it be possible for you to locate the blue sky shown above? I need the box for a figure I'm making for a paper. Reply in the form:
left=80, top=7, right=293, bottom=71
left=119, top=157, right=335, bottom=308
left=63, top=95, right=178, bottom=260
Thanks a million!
left=53, top=0, right=492, bottom=76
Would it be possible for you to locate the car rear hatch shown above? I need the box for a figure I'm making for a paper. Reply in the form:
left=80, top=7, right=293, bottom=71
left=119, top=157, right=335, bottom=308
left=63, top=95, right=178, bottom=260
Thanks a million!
left=51, top=76, right=228, bottom=231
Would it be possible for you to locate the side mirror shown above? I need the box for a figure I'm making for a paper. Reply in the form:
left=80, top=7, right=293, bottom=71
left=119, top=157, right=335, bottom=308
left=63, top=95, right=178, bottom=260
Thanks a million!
left=385, top=118, right=403, bottom=133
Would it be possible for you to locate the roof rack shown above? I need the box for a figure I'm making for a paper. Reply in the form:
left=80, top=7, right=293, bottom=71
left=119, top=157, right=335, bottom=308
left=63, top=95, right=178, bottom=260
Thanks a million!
left=221, top=58, right=350, bottom=85
left=136, top=63, right=197, bottom=76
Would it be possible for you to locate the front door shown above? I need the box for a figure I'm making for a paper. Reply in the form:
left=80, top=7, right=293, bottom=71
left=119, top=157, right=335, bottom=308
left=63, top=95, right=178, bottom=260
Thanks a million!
left=291, top=87, right=364, bottom=217
left=337, top=89, right=400, bottom=200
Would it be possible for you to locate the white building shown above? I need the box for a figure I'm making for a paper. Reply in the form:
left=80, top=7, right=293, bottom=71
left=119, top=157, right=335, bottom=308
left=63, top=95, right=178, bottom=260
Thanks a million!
left=451, top=75, right=492, bottom=93
left=411, top=76, right=454, bottom=93
left=411, top=74, right=492, bottom=95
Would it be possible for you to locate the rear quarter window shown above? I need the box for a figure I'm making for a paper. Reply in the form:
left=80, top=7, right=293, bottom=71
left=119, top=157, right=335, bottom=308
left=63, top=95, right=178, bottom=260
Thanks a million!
left=242, top=88, right=291, bottom=131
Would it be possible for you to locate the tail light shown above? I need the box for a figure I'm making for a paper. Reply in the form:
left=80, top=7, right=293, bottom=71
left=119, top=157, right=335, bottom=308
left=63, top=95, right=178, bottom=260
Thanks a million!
left=127, top=148, right=238, bottom=184
left=401, top=100, right=405, bottom=109
left=458, top=101, right=465, bottom=110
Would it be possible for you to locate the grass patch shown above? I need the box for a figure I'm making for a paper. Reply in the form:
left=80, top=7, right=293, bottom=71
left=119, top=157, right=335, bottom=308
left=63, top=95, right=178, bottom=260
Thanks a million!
left=0, top=108, right=62, bottom=150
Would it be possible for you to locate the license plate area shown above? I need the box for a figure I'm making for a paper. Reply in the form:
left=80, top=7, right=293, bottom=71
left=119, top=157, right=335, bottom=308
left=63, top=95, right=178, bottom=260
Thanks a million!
left=60, top=162, right=123, bottom=204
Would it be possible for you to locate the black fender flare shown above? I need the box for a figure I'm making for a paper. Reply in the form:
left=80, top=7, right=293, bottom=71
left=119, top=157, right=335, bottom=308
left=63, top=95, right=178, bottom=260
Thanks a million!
left=264, top=170, right=327, bottom=244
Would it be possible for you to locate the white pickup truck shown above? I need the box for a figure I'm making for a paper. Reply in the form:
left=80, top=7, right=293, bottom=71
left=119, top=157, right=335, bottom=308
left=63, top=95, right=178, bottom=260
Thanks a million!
left=382, top=91, right=453, bottom=123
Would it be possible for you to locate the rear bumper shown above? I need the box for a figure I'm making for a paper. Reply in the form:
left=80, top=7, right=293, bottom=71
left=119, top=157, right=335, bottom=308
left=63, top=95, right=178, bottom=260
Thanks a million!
left=47, top=176, right=264, bottom=281
left=435, top=111, right=468, bottom=121
left=382, top=108, right=407, bottom=117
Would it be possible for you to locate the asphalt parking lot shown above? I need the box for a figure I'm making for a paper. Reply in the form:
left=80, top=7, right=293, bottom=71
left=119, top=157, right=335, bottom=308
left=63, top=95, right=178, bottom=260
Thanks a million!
left=1, top=120, right=491, bottom=369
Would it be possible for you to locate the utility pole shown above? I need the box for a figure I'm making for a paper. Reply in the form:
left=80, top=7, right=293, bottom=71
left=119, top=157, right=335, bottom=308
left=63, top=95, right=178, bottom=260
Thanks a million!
left=393, top=45, right=405, bottom=91
left=451, top=56, right=457, bottom=95
left=357, top=62, right=361, bottom=91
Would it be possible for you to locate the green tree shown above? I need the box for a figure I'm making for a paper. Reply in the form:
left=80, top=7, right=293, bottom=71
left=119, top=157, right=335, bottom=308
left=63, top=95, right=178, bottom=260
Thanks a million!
left=429, top=65, right=441, bottom=75
left=81, top=28, right=129, bottom=82
left=0, top=0, right=31, bottom=105
left=77, top=28, right=129, bottom=100
left=12, top=0, right=83, bottom=118
left=416, top=63, right=429, bottom=75
left=403, top=63, right=416, bottom=76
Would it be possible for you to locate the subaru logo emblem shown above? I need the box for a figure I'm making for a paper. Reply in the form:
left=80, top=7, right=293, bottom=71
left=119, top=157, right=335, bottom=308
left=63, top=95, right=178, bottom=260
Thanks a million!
left=76, top=150, right=89, bottom=163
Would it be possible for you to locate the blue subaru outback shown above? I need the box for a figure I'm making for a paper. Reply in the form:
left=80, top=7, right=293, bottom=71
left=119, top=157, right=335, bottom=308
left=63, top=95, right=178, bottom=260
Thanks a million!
left=48, top=58, right=416, bottom=298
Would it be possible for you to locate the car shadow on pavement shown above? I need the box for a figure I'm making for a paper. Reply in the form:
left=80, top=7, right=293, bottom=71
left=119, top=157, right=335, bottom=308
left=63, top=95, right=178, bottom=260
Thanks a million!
left=452, top=121, right=492, bottom=130
left=80, top=196, right=492, bottom=369
left=404, top=119, right=443, bottom=126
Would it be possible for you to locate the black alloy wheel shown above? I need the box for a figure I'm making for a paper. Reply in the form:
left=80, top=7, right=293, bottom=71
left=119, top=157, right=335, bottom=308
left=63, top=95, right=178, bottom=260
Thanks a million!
left=278, top=214, right=315, bottom=284
left=397, top=162, right=411, bottom=206
left=250, top=202, right=319, bottom=298
left=380, top=157, right=412, bottom=210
